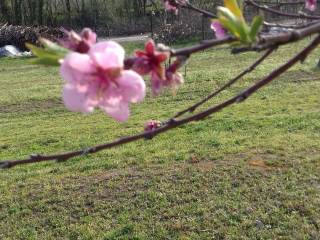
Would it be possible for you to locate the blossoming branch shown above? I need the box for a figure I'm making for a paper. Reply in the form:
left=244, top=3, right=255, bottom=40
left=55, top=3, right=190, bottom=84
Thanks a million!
left=1, top=0, right=320, bottom=169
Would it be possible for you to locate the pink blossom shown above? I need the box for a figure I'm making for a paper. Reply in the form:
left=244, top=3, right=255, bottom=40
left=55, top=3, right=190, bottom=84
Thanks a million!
left=163, top=0, right=187, bottom=14
left=164, top=1, right=178, bottom=14
left=306, top=0, right=317, bottom=11
left=151, top=72, right=169, bottom=95
left=60, top=28, right=97, bottom=53
left=164, top=59, right=184, bottom=92
left=130, top=40, right=184, bottom=95
left=60, top=41, right=146, bottom=122
left=133, top=40, right=169, bottom=95
left=165, top=70, right=184, bottom=91
left=211, top=21, right=226, bottom=39
left=148, top=63, right=184, bottom=95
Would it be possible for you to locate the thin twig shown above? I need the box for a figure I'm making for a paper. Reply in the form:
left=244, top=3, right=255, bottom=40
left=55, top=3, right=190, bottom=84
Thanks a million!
left=246, top=0, right=320, bottom=20
left=232, top=21, right=320, bottom=53
left=171, top=36, right=235, bottom=56
left=183, top=2, right=216, bottom=18
left=263, top=20, right=319, bottom=29
left=173, top=47, right=276, bottom=118
left=248, top=0, right=307, bottom=5
left=170, top=21, right=320, bottom=57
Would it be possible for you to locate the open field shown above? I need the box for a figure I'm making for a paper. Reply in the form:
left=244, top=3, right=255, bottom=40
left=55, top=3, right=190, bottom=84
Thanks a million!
left=0, top=39, right=320, bottom=239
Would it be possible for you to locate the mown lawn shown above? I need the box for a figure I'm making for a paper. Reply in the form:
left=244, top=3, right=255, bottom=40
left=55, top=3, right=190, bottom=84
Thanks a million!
left=0, top=39, right=320, bottom=239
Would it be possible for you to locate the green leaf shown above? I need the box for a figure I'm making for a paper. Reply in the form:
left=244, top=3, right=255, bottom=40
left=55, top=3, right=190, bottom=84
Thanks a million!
left=250, top=16, right=263, bottom=41
left=26, top=43, right=49, bottom=57
left=224, top=0, right=244, bottom=20
left=217, top=7, right=249, bottom=43
left=31, top=57, right=61, bottom=66
left=39, top=38, right=69, bottom=55
left=26, top=40, right=68, bottom=66
left=218, top=16, right=239, bottom=38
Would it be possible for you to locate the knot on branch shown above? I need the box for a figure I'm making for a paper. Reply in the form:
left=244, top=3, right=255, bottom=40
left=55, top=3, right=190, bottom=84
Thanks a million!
left=144, top=120, right=164, bottom=140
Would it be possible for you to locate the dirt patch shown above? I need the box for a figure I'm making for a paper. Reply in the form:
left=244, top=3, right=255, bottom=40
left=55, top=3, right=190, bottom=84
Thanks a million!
left=0, top=98, right=63, bottom=114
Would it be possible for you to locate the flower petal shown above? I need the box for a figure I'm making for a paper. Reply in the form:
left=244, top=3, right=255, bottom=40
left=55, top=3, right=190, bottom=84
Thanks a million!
left=62, top=83, right=95, bottom=113
left=89, top=41, right=125, bottom=69
left=60, top=53, right=94, bottom=86
left=155, top=52, right=169, bottom=62
left=145, top=40, right=155, bottom=55
left=116, top=70, right=146, bottom=103
left=81, top=28, right=97, bottom=45
left=63, top=52, right=94, bottom=73
left=151, top=72, right=163, bottom=95
left=211, top=21, right=227, bottom=39
left=306, top=0, right=316, bottom=11
left=100, top=102, right=130, bottom=122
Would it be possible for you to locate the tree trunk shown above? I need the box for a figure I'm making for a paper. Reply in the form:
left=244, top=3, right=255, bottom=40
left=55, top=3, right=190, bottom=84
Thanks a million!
left=65, top=0, right=71, bottom=26
left=11, top=0, right=22, bottom=25
left=0, top=0, right=11, bottom=23
left=38, top=0, right=44, bottom=25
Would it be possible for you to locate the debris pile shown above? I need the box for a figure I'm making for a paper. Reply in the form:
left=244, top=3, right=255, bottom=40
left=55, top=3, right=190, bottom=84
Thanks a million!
left=0, top=23, right=63, bottom=51
left=0, top=45, right=32, bottom=57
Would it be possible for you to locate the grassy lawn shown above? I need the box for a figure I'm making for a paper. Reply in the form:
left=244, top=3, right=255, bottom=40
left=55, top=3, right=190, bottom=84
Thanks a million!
left=0, top=39, right=320, bottom=239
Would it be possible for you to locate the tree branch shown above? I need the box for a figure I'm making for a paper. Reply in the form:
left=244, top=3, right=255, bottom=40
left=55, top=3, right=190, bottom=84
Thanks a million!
left=263, top=20, right=319, bottom=29
left=173, top=47, right=276, bottom=118
left=232, top=21, right=320, bottom=53
left=170, top=21, right=320, bottom=57
left=1, top=33, right=320, bottom=169
left=257, top=1, right=305, bottom=5
left=246, top=0, right=320, bottom=20
left=183, top=2, right=216, bottom=18
left=171, top=36, right=235, bottom=57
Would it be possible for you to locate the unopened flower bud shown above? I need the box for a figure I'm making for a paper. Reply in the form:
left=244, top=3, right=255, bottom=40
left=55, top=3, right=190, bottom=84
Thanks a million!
left=59, top=28, right=97, bottom=53
left=144, top=120, right=162, bottom=132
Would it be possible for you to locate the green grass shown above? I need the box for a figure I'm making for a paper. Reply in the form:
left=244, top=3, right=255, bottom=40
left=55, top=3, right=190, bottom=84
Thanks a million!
left=0, top=39, right=320, bottom=239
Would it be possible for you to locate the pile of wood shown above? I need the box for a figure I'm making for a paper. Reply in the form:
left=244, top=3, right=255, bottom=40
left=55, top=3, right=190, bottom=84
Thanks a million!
left=0, top=23, right=63, bottom=51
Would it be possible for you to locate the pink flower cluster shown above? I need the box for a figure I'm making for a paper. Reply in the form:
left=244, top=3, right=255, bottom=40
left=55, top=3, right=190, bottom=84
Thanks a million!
left=60, top=28, right=97, bottom=53
left=50, top=0, right=318, bottom=124
left=59, top=30, right=184, bottom=122
left=305, top=0, right=317, bottom=11
left=162, top=0, right=187, bottom=14
left=132, top=40, right=184, bottom=95
left=60, top=38, right=145, bottom=122
left=144, top=120, right=162, bottom=132
left=211, top=21, right=227, bottom=39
